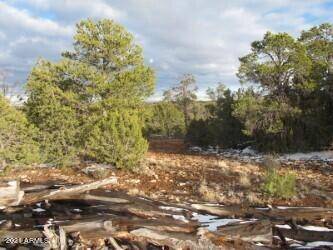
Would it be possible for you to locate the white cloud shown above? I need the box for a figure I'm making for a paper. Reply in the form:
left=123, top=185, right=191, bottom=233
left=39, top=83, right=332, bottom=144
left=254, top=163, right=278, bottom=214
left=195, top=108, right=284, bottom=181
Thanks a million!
left=0, top=2, right=72, bottom=37
left=0, top=0, right=332, bottom=98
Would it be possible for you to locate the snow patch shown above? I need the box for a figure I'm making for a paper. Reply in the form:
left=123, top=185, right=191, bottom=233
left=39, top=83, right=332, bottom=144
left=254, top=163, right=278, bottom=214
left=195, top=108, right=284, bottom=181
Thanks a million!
left=275, top=224, right=291, bottom=229
left=172, top=215, right=189, bottom=223
left=300, top=225, right=333, bottom=232
left=8, top=181, right=17, bottom=186
left=159, top=206, right=185, bottom=212
left=280, top=151, right=333, bottom=162
left=72, top=208, right=83, bottom=213
left=192, top=213, right=242, bottom=231
left=305, top=241, right=333, bottom=247
left=241, top=147, right=257, bottom=155
left=32, top=208, right=46, bottom=212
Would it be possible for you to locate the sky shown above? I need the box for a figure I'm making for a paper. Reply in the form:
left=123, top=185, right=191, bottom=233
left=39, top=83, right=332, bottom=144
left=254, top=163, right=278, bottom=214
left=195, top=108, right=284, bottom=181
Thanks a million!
left=0, top=0, right=333, bottom=100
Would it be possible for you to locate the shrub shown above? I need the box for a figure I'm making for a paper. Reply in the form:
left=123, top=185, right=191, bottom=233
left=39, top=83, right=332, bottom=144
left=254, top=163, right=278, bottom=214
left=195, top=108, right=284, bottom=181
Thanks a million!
left=262, top=169, right=296, bottom=198
left=84, top=109, right=148, bottom=169
left=0, top=95, right=40, bottom=166
left=186, top=119, right=215, bottom=146
left=145, top=102, right=185, bottom=138
left=25, top=63, right=80, bottom=166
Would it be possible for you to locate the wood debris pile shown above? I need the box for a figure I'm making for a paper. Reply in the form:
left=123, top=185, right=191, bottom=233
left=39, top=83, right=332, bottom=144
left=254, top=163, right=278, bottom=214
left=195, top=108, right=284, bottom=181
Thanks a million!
left=0, top=179, right=332, bottom=249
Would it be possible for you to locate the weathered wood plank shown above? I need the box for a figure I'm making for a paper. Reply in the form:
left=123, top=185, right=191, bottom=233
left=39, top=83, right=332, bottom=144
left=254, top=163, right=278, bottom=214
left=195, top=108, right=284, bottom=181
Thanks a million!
left=0, top=181, right=24, bottom=208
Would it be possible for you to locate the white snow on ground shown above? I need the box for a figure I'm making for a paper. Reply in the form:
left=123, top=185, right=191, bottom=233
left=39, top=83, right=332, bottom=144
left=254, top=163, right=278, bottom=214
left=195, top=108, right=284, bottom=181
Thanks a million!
left=276, top=206, right=318, bottom=209
left=7, top=180, right=17, bottom=186
left=299, top=225, right=333, bottom=232
left=275, top=224, right=292, bottom=229
left=32, top=208, right=46, bottom=212
left=305, top=241, right=333, bottom=247
left=159, top=206, right=185, bottom=212
left=72, top=208, right=83, bottom=213
left=276, top=224, right=333, bottom=232
left=281, top=151, right=333, bottom=162
left=172, top=215, right=189, bottom=223
left=190, top=145, right=333, bottom=164
left=241, top=147, right=257, bottom=155
left=191, top=213, right=242, bottom=231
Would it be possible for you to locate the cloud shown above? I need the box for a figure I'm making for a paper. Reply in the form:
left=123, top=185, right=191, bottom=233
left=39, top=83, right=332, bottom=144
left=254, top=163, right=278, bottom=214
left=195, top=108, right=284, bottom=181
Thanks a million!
left=0, top=2, right=72, bottom=37
left=0, top=0, right=332, bottom=98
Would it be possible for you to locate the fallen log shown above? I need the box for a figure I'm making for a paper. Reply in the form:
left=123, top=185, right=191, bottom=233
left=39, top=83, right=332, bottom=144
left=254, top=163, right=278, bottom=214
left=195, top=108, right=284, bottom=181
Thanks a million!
left=217, top=220, right=272, bottom=243
left=112, top=228, right=221, bottom=250
left=21, top=177, right=117, bottom=205
left=191, top=204, right=333, bottom=226
left=274, top=225, right=333, bottom=242
left=58, top=215, right=198, bottom=234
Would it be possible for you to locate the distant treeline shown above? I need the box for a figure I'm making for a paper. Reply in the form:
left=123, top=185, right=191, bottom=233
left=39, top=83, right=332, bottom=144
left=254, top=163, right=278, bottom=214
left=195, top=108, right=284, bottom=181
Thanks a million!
left=146, top=23, right=333, bottom=153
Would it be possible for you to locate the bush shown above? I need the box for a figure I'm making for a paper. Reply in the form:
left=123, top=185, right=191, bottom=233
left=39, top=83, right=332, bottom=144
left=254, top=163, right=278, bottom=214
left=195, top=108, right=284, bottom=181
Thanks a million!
left=262, top=169, right=296, bottom=198
left=25, top=62, right=80, bottom=166
left=85, top=109, right=148, bottom=169
left=186, top=119, right=216, bottom=146
left=0, top=95, right=40, bottom=166
left=145, top=102, right=185, bottom=138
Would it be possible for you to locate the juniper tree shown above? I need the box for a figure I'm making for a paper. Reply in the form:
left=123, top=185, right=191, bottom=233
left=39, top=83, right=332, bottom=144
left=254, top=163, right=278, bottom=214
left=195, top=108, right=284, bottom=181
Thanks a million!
left=26, top=19, right=155, bottom=168
left=0, top=95, right=39, bottom=166
left=235, top=25, right=333, bottom=151
left=145, top=102, right=185, bottom=138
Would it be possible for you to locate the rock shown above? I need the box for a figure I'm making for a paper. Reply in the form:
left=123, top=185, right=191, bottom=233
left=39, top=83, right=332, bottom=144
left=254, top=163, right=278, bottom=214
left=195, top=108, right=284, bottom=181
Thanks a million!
left=81, top=164, right=114, bottom=179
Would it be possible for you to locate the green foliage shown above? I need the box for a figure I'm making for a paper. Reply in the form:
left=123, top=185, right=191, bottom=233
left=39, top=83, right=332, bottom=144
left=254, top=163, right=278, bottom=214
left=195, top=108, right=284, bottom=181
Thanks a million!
left=238, top=32, right=312, bottom=94
left=26, top=19, right=155, bottom=168
left=233, top=88, right=302, bottom=152
left=145, top=102, right=185, bottom=137
left=186, top=119, right=216, bottom=146
left=85, top=109, right=148, bottom=169
left=187, top=23, right=332, bottom=152
left=235, top=24, right=333, bottom=152
left=186, top=84, right=247, bottom=148
left=0, top=95, right=40, bottom=166
left=262, top=169, right=296, bottom=199
left=26, top=60, right=83, bottom=166
left=207, top=85, right=248, bottom=148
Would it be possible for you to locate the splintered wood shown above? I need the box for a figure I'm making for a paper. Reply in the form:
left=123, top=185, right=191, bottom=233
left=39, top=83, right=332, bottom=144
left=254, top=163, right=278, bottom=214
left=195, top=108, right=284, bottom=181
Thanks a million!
left=0, top=179, right=332, bottom=249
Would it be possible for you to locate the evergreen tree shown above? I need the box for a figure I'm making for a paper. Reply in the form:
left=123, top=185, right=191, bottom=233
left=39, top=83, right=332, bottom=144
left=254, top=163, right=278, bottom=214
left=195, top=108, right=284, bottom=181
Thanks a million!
left=84, top=109, right=148, bottom=168
left=145, top=102, right=185, bottom=137
left=26, top=19, right=155, bottom=168
left=235, top=25, right=333, bottom=151
left=0, top=95, right=39, bottom=166
left=208, top=84, right=247, bottom=148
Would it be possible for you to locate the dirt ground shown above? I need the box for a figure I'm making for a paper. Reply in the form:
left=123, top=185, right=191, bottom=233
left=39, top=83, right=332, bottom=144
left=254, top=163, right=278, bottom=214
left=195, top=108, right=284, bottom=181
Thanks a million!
left=1, top=139, right=332, bottom=208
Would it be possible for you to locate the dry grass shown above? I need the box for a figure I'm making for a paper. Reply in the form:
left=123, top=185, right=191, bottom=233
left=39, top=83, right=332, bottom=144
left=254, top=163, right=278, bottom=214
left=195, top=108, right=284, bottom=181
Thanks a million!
left=262, top=155, right=281, bottom=170
left=127, top=188, right=145, bottom=196
left=239, top=172, right=251, bottom=188
left=198, top=179, right=219, bottom=202
left=245, top=192, right=261, bottom=204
